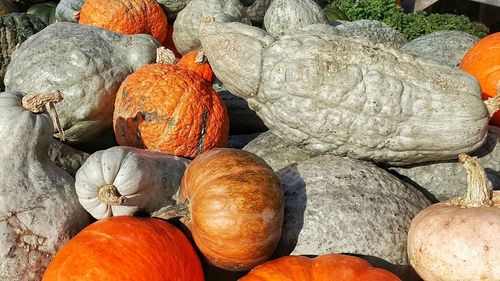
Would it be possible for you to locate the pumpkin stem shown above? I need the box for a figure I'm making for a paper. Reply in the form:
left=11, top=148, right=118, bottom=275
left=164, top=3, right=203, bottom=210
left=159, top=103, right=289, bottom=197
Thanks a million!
left=151, top=202, right=190, bottom=220
left=156, top=47, right=177, bottom=64
left=98, top=184, right=126, bottom=206
left=74, top=11, right=80, bottom=21
left=484, top=94, right=500, bottom=117
left=452, top=154, right=493, bottom=208
left=22, top=91, right=66, bottom=141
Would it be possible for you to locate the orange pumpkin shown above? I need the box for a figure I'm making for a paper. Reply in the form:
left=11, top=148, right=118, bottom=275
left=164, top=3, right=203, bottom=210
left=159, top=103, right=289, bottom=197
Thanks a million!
left=113, top=50, right=229, bottom=158
left=42, top=216, right=204, bottom=281
left=177, top=51, right=214, bottom=82
left=153, top=148, right=284, bottom=271
left=460, top=32, right=500, bottom=125
left=79, top=0, right=169, bottom=45
left=239, top=254, right=401, bottom=281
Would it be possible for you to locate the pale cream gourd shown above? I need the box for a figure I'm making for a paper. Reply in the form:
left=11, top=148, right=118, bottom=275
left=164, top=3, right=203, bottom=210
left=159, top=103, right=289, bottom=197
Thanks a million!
left=75, top=146, right=190, bottom=219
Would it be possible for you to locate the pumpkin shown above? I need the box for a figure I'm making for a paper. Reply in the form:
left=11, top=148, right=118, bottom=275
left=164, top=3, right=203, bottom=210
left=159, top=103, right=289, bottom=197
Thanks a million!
left=390, top=126, right=500, bottom=202
left=214, top=80, right=267, bottom=135
left=42, top=216, right=204, bottom=281
left=75, top=146, right=190, bottom=219
left=263, top=0, right=327, bottom=37
left=0, top=91, right=90, bottom=280
left=199, top=20, right=492, bottom=166
left=407, top=154, right=500, bottom=281
left=460, top=32, right=500, bottom=125
left=239, top=254, right=401, bottom=281
left=172, top=0, right=250, bottom=55
left=153, top=148, right=284, bottom=271
left=0, top=0, right=17, bottom=15
left=79, top=0, right=169, bottom=45
left=55, top=0, right=85, bottom=22
left=402, top=31, right=479, bottom=68
left=113, top=47, right=229, bottom=158
left=4, top=22, right=159, bottom=143
left=27, top=2, right=57, bottom=25
left=177, top=50, right=215, bottom=82
left=0, top=13, right=46, bottom=91
left=241, top=0, right=271, bottom=23
left=49, top=138, right=90, bottom=176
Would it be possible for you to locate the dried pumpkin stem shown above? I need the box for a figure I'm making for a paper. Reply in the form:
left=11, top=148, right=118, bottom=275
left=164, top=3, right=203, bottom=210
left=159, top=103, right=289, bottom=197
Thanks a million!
left=22, top=91, right=66, bottom=141
left=484, top=94, right=500, bottom=117
left=156, top=46, right=177, bottom=64
left=151, top=202, right=190, bottom=220
left=455, top=154, right=493, bottom=208
left=98, top=184, right=126, bottom=206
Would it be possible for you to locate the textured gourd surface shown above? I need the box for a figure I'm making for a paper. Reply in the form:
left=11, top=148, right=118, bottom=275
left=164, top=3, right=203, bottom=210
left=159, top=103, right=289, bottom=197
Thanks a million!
left=242, top=0, right=271, bottom=23
left=390, top=126, right=500, bottom=202
left=42, top=217, right=205, bottom=281
left=79, top=0, right=168, bottom=45
left=263, top=0, right=327, bottom=37
left=334, top=20, right=407, bottom=48
left=48, top=138, right=90, bottom=177
left=173, top=0, right=250, bottom=55
left=75, top=146, right=190, bottom=219
left=0, top=13, right=46, bottom=90
left=239, top=254, right=402, bottom=281
left=5, top=22, right=159, bottom=143
left=200, top=22, right=488, bottom=165
left=55, top=0, right=85, bottom=22
left=0, top=91, right=90, bottom=280
left=157, top=0, right=191, bottom=16
left=113, top=64, right=229, bottom=158
left=402, top=31, right=479, bottom=68
left=274, top=154, right=430, bottom=266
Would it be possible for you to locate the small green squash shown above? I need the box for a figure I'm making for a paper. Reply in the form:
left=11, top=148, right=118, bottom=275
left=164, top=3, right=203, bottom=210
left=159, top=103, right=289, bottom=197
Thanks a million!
left=323, top=2, right=348, bottom=21
left=55, top=0, right=85, bottom=22
left=27, top=2, right=57, bottom=25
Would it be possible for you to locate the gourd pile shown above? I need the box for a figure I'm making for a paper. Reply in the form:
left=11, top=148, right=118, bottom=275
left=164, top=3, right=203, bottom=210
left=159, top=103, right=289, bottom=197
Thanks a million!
left=0, top=0, right=499, bottom=280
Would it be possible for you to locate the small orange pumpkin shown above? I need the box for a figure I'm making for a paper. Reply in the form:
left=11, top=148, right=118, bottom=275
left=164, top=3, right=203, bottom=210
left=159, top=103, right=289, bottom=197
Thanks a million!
left=113, top=48, right=229, bottom=158
left=79, top=0, right=169, bottom=45
left=238, top=254, right=401, bottom=281
left=177, top=51, right=214, bottom=82
left=153, top=148, right=284, bottom=271
left=460, top=32, right=500, bottom=125
left=42, top=216, right=205, bottom=281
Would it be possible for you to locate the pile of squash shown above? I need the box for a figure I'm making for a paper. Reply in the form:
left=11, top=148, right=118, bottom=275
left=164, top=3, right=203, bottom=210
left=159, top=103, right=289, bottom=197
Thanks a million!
left=0, top=0, right=499, bottom=280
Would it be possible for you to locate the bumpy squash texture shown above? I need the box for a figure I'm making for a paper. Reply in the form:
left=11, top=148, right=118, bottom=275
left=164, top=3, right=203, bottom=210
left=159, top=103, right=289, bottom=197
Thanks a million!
left=200, top=22, right=488, bottom=165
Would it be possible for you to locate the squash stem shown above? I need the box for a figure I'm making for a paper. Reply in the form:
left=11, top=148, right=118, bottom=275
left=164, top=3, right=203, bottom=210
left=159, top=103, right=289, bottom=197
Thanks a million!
left=455, top=154, right=493, bottom=208
left=156, top=47, right=177, bottom=64
left=151, top=202, right=190, bottom=220
left=195, top=50, right=207, bottom=64
left=484, top=94, right=500, bottom=117
left=22, top=91, right=65, bottom=141
left=98, top=184, right=126, bottom=206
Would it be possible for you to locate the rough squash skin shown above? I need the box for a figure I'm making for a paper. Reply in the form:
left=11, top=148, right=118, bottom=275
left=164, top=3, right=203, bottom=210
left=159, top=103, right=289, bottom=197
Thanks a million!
left=113, top=64, right=229, bottom=158
left=79, top=0, right=169, bottom=45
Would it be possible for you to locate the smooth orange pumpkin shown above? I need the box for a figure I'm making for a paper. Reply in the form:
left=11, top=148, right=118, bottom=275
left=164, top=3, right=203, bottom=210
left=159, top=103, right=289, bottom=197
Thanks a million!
left=79, top=0, right=169, bottom=45
left=238, top=254, right=401, bottom=281
left=113, top=50, right=229, bottom=158
left=42, top=216, right=204, bottom=281
left=153, top=148, right=284, bottom=271
left=460, top=32, right=500, bottom=125
left=177, top=51, right=214, bottom=82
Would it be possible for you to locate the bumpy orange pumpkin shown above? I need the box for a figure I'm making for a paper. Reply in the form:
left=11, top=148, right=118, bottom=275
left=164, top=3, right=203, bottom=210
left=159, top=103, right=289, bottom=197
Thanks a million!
left=153, top=148, right=284, bottom=271
left=177, top=51, right=214, bottom=82
left=42, top=216, right=204, bottom=281
left=239, top=254, right=401, bottom=281
left=79, top=0, right=169, bottom=45
left=113, top=51, right=229, bottom=158
left=460, top=32, right=500, bottom=125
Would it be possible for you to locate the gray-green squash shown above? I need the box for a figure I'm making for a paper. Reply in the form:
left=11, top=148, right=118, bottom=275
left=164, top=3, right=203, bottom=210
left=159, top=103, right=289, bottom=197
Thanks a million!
left=48, top=138, right=89, bottom=177
left=4, top=22, right=160, bottom=143
left=240, top=0, right=271, bottom=23
left=157, top=0, right=191, bottom=20
left=214, top=80, right=267, bottom=134
left=389, top=126, right=500, bottom=202
left=0, top=13, right=46, bottom=91
left=274, top=155, right=430, bottom=279
left=199, top=20, right=490, bottom=166
left=27, top=2, right=57, bottom=25
left=334, top=20, right=407, bottom=48
left=55, top=0, right=85, bottom=23
left=263, top=0, right=327, bottom=37
left=401, top=30, right=479, bottom=68
left=0, top=91, right=91, bottom=280
left=173, top=0, right=250, bottom=55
